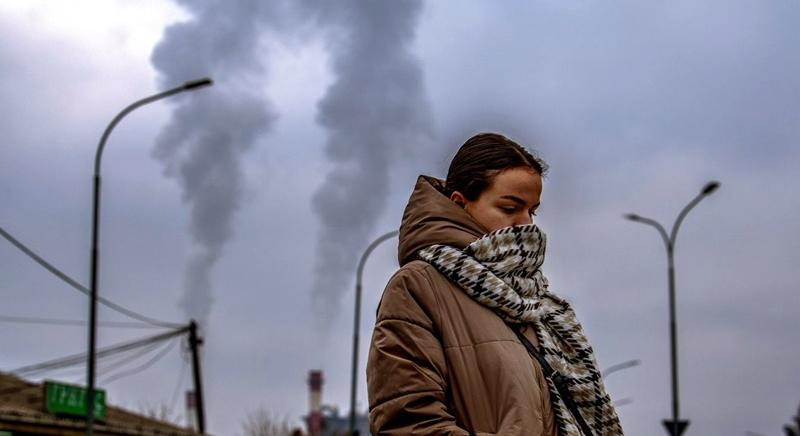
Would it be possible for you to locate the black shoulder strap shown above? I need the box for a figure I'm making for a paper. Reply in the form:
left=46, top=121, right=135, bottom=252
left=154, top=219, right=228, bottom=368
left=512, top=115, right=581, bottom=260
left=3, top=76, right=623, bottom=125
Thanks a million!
left=510, top=326, right=594, bottom=436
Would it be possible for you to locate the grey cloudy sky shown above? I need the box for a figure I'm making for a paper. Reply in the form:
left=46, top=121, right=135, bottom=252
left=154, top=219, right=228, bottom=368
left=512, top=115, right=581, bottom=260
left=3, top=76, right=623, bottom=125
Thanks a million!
left=1, top=1, right=798, bottom=435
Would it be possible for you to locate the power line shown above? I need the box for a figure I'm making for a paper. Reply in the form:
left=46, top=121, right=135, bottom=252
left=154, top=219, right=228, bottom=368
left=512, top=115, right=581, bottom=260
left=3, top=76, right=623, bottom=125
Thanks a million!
left=100, top=339, right=177, bottom=385
left=170, top=357, right=189, bottom=413
left=0, top=315, right=162, bottom=329
left=0, top=342, right=159, bottom=396
left=2, top=337, right=169, bottom=392
left=12, top=326, right=188, bottom=377
left=96, top=342, right=167, bottom=379
left=0, top=224, right=182, bottom=328
left=47, top=342, right=166, bottom=384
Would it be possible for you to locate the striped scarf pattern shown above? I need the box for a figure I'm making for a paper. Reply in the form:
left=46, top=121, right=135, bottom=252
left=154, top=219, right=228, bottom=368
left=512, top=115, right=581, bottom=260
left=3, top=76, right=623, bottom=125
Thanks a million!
left=417, top=224, right=624, bottom=436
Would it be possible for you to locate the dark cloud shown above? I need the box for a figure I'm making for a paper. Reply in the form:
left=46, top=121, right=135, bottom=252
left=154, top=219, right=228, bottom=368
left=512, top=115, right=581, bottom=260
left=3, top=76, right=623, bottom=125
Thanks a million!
left=413, top=1, right=800, bottom=434
left=2, top=1, right=799, bottom=435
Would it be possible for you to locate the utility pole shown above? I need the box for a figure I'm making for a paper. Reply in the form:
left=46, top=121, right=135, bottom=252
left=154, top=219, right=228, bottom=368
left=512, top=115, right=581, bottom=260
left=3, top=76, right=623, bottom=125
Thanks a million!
left=188, top=320, right=206, bottom=434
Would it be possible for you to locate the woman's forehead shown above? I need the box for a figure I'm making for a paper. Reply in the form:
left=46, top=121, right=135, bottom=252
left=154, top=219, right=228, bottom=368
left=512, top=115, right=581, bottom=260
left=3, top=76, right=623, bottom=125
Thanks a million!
left=486, top=168, right=542, bottom=198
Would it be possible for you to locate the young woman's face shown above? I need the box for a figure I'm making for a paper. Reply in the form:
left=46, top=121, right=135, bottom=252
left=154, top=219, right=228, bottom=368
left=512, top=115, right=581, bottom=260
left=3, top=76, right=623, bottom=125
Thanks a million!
left=451, top=167, right=542, bottom=233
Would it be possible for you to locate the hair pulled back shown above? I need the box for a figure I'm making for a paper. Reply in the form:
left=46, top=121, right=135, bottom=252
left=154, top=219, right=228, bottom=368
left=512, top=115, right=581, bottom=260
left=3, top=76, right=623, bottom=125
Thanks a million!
left=444, top=132, right=548, bottom=201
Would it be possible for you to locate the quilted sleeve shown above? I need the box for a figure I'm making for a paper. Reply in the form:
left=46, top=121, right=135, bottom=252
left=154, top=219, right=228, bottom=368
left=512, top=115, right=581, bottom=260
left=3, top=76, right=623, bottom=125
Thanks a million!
left=366, top=264, right=471, bottom=436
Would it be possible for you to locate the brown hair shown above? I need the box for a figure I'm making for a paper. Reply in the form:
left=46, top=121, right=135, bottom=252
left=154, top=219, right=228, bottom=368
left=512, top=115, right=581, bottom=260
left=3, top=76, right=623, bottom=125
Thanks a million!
left=444, top=132, right=548, bottom=201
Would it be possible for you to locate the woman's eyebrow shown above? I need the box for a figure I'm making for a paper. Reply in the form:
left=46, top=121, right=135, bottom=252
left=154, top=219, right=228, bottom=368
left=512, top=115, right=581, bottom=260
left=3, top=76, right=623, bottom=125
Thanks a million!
left=499, top=195, right=539, bottom=206
left=500, top=195, right=525, bottom=204
left=499, top=195, right=540, bottom=209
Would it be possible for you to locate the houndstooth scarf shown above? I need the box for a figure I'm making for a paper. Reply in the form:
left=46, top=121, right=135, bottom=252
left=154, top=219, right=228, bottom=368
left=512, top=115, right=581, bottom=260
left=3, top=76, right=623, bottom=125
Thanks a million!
left=417, top=224, right=624, bottom=436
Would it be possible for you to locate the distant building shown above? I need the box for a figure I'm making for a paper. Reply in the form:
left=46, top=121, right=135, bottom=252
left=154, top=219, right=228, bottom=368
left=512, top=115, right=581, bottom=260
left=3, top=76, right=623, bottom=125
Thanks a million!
left=0, top=372, right=199, bottom=435
left=318, top=406, right=368, bottom=436
left=305, top=370, right=369, bottom=436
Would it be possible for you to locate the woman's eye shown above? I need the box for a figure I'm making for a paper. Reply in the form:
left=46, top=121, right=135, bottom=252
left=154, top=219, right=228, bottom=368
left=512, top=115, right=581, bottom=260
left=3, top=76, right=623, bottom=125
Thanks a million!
left=500, top=207, right=516, bottom=213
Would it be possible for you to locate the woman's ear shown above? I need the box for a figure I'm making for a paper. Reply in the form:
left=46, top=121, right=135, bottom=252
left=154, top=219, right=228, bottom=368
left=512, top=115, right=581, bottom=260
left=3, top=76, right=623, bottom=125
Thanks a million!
left=450, top=191, right=467, bottom=209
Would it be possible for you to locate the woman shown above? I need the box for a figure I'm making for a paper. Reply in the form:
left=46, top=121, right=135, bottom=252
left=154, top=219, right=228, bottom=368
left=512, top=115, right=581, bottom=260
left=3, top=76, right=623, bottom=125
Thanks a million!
left=367, top=133, right=623, bottom=435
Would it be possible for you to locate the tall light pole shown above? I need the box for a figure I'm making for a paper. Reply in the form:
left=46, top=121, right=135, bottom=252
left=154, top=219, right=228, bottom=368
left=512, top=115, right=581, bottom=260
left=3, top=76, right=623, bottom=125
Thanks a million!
left=86, top=78, right=213, bottom=436
left=349, top=230, right=399, bottom=436
left=625, top=180, right=719, bottom=436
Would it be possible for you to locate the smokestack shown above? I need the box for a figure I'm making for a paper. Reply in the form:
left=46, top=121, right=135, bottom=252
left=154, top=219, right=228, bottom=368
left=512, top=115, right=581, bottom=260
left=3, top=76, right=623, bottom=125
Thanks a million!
left=307, top=370, right=324, bottom=436
left=185, top=390, right=197, bottom=431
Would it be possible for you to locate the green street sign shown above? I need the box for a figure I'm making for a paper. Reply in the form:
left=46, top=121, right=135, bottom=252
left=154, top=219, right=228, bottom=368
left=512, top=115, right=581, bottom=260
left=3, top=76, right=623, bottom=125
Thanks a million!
left=43, top=381, right=106, bottom=420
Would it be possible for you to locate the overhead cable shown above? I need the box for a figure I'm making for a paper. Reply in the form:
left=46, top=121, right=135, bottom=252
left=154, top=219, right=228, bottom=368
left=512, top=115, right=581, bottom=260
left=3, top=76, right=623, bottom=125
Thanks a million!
left=100, top=339, right=178, bottom=385
left=169, top=358, right=189, bottom=412
left=12, top=326, right=188, bottom=376
left=96, top=341, right=167, bottom=378
left=0, top=315, right=162, bottom=329
left=0, top=224, right=181, bottom=328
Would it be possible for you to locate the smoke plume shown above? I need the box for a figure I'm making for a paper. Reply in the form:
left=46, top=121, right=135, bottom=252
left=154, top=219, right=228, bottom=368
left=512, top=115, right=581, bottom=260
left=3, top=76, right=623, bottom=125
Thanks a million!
left=151, top=0, right=280, bottom=325
left=150, top=0, right=432, bottom=327
left=305, top=0, right=434, bottom=327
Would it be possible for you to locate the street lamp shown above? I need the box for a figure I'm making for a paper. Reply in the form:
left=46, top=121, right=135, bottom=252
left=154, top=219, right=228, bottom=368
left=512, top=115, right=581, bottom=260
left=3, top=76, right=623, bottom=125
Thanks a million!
left=602, top=359, right=641, bottom=378
left=349, top=230, right=399, bottom=435
left=86, top=78, right=213, bottom=436
left=614, top=397, right=634, bottom=408
left=624, top=180, right=719, bottom=436
left=601, top=359, right=640, bottom=409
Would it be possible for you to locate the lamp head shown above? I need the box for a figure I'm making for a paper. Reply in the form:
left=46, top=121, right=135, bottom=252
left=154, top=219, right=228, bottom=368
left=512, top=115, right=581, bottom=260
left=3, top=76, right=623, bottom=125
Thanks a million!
left=702, top=181, right=720, bottom=195
left=183, top=78, right=213, bottom=90
left=624, top=213, right=641, bottom=221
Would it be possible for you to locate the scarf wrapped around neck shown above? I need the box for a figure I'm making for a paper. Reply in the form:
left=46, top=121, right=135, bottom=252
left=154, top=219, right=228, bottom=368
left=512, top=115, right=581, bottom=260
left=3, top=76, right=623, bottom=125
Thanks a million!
left=417, top=224, right=624, bottom=436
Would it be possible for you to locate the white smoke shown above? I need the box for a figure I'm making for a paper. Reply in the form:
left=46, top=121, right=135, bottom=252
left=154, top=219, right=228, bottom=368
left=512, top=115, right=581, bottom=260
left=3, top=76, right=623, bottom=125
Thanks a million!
left=151, top=0, right=433, bottom=328
left=151, top=0, right=285, bottom=325
left=303, top=0, right=434, bottom=328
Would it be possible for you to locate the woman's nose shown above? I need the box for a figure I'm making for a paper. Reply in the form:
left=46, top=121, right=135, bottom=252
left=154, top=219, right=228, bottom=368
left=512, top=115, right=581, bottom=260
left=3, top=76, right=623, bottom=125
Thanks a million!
left=515, top=213, right=533, bottom=226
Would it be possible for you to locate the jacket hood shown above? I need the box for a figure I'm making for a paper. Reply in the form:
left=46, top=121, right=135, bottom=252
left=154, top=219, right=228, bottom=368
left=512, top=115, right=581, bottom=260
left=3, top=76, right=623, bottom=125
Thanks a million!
left=398, top=175, right=488, bottom=266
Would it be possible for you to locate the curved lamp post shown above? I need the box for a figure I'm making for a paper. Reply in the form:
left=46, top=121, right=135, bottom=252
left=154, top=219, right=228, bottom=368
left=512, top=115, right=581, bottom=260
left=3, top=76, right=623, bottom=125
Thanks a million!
left=614, top=397, right=634, bottom=408
left=602, top=359, right=640, bottom=409
left=349, top=230, right=399, bottom=435
left=86, top=78, right=213, bottom=436
left=624, top=180, right=719, bottom=436
left=602, top=359, right=641, bottom=378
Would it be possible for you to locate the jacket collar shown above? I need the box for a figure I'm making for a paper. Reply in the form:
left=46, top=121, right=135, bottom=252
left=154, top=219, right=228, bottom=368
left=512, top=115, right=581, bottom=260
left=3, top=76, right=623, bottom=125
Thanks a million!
left=398, top=175, right=487, bottom=266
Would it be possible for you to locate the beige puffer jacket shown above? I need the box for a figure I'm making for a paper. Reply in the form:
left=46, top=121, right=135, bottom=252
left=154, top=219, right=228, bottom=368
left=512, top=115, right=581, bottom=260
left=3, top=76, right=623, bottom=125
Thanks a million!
left=367, top=176, right=558, bottom=435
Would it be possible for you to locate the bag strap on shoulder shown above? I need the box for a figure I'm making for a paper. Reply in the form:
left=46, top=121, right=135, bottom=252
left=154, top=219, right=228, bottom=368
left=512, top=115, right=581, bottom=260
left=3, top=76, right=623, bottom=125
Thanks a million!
left=510, top=325, right=594, bottom=436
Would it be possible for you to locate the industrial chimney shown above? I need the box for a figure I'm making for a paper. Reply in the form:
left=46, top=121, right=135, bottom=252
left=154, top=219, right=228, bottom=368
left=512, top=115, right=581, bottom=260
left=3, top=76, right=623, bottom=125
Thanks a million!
left=185, top=390, right=197, bottom=431
left=307, top=370, right=324, bottom=436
